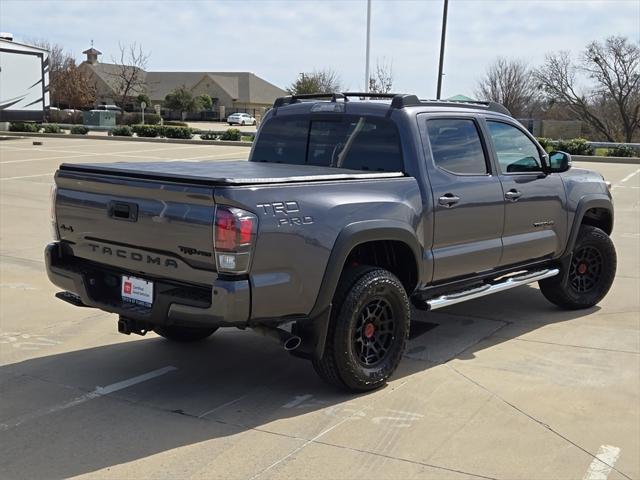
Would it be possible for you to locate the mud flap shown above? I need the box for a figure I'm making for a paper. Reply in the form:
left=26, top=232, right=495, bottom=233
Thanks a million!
left=290, top=305, right=332, bottom=360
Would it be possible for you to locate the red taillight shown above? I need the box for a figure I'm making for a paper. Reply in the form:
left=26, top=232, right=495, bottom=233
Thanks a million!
left=213, top=206, right=257, bottom=273
left=214, top=208, right=238, bottom=251
left=239, top=217, right=254, bottom=245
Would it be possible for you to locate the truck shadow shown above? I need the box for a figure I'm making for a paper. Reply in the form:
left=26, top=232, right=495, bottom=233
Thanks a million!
left=1, top=285, right=601, bottom=479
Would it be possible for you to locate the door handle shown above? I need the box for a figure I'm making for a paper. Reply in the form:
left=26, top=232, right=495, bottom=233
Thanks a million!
left=438, top=194, right=461, bottom=207
left=504, top=189, right=522, bottom=201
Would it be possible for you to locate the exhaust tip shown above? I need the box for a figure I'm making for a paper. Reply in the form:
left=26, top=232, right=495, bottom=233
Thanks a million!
left=283, top=335, right=302, bottom=351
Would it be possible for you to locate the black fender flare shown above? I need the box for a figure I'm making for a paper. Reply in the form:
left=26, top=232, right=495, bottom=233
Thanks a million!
left=309, top=220, right=422, bottom=319
left=299, top=221, right=422, bottom=360
left=563, top=194, right=614, bottom=257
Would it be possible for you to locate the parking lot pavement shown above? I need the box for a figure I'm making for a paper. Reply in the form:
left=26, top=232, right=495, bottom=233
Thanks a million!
left=0, top=137, right=638, bottom=479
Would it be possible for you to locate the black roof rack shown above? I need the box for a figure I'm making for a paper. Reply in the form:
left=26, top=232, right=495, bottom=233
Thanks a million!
left=273, top=93, right=345, bottom=108
left=417, top=99, right=511, bottom=116
left=272, top=92, right=510, bottom=116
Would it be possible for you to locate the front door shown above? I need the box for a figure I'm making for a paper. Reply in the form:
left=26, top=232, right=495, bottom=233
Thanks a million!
left=421, top=116, right=505, bottom=282
left=484, top=120, right=567, bottom=267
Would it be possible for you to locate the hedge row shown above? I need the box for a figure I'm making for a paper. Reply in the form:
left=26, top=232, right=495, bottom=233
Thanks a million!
left=6, top=122, right=251, bottom=143
left=119, top=125, right=246, bottom=141
left=536, top=137, right=638, bottom=157
left=122, top=125, right=193, bottom=139
left=117, top=112, right=162, bottom=125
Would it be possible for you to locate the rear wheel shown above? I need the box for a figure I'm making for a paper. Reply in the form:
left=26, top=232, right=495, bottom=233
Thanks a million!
left=539, top=225, right=616, bottom=309
left=154, top=325, right=218, bottom=342
left=313, top=266, right=410, bottom=392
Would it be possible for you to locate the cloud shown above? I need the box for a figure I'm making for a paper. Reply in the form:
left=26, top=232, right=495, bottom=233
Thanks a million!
left=2, top=0, right=638, bottom=98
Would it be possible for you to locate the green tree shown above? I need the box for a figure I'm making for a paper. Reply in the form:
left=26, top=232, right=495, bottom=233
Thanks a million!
left=164, top=86, right=197, bottom=120
left=287, top=69, right=341, bottom=95
left=136, top=93, right=151, bottom=108
left=196, top=94, right=213, bottom=110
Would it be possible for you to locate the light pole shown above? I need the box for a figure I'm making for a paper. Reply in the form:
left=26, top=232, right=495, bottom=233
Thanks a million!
left=364, top=0, right=371, bottom=93
left=436, top=0, right=449, bottom=99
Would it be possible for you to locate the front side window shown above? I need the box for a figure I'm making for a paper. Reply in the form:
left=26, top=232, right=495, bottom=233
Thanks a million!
left=487, top=121, right=542, bottom=173
left=427, top=119, right=488, bottom=175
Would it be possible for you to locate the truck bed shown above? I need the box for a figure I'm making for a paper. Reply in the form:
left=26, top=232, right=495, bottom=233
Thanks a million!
left=59, top=160, right=404, bottom=186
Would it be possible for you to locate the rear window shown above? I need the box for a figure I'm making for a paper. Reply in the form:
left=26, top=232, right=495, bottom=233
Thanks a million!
left=251, top=115, right=404, bottom=172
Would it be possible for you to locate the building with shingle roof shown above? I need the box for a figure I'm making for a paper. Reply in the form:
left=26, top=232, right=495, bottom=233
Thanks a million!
left=78, top=47, right=285, bottom=118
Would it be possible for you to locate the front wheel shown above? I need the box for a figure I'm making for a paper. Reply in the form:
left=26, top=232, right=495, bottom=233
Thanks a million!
left=154, top=325, right=218, bottom=342
left=539, top=225, right=616, bottom=309
left=313, top=266, right=410, bottom=392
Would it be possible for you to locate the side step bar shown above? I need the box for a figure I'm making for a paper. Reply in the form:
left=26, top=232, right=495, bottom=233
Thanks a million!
left=426, top=268, right=559, bottom=310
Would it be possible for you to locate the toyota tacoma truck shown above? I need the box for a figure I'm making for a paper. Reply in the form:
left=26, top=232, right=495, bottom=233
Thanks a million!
left=46, top=93, right=616, bottom=392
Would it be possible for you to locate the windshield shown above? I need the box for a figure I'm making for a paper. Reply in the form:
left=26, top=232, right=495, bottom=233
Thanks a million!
left=251, top=115, right=404, bottom=172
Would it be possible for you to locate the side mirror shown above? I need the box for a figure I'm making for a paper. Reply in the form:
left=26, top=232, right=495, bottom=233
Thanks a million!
left=548, top=151, right=572, bottom=173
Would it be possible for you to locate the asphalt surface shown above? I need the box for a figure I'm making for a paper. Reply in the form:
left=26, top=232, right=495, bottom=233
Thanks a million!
left=0, top=137, right=638, bottom=480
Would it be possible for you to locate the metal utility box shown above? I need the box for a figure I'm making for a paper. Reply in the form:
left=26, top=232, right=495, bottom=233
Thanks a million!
left=83, top=110, right=116, bottom=127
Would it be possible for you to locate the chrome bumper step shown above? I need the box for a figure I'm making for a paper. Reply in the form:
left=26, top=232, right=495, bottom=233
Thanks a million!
left=426, top=268, right=560, bottom=310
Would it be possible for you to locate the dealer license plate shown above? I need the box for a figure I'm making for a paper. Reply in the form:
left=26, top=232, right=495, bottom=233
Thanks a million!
left=121, top=275, right=154, bottom=307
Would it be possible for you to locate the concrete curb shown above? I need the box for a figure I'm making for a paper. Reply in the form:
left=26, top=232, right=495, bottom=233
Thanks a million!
left=572, top=155, right=640, bottom=165
left=0, top=131, right=253, bottom=148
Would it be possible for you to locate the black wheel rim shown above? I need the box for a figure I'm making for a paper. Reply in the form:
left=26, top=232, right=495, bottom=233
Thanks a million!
left=569, top=246, right=603, bottom=293
left=353, top=297, right=396, bottom=367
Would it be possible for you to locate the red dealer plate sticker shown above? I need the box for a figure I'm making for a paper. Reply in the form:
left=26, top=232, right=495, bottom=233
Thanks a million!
left=121, top=275, right=154, bottom=307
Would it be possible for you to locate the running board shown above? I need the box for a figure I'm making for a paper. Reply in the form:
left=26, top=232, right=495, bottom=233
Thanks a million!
left=426, top=268, right=559, bottom=310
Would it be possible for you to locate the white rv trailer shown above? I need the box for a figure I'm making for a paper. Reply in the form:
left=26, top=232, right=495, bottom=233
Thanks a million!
left=0, top=36, right=49, bottom=122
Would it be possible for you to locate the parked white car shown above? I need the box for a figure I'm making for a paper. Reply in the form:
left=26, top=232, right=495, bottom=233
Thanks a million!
left=227, top=112, right=257, bottom=126
left=95, top=104, right=122, bottom=113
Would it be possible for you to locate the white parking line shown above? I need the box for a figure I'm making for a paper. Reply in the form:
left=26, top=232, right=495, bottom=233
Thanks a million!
left=0, top=366, right=177, bottom=431
left=282, top=394, right=313, bottom=408
left=0, top=173, right=53, bottom=181
left=619, top=168, right=640, bottom=183
left=582, top=445, right=621, bottom=480
left=0, top=153, right=96, bottom=164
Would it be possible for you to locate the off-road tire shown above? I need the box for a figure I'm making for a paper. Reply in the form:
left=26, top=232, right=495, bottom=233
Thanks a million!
left=154, top=325, right=218, bottom=342
left=540, top=225, right=616, bottom=309
left=313, top=266, right=410, bottom=392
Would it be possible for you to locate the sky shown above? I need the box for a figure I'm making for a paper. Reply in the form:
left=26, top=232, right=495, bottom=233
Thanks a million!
left=1, top=0, right=639, bottom=99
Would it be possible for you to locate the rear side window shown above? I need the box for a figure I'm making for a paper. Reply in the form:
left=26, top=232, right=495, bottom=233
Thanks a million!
left=427, top=119, right=487, bottom=175
left=251, top=115, right=403, bottom=172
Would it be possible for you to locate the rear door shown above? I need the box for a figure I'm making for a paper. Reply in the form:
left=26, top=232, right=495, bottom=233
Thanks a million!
left=483, top=119, right=567, bottom=266
left=419, top=115, right=505, bottom=282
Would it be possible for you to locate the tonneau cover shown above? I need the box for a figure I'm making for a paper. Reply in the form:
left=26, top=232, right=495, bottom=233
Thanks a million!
left=59, top=160, right=405, bottom=186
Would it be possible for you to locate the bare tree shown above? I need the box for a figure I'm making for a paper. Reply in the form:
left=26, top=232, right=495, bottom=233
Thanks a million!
left=583, top=36, right=640, bottom=142
left=109, top=42, right=150, bottom=109
left=287, top=69, right=341, bottom=95
left=369, top=58, right=394, bottom=95
left=475, top=57, right=537, bottom=117
left=57, top=58, right=97, bottom=109
left=534, top=36, right=640, bottom=142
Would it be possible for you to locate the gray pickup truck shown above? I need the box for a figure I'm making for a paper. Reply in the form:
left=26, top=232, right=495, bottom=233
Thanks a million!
left=46, top=93, right=616, bottom=391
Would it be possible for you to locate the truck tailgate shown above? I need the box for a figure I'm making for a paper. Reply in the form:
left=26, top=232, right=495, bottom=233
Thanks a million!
left=54, top=169, right=216, bottom=285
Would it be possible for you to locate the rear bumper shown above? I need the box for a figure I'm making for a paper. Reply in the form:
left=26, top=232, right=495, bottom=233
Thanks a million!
left=45, top=242, right=250, bottom=328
